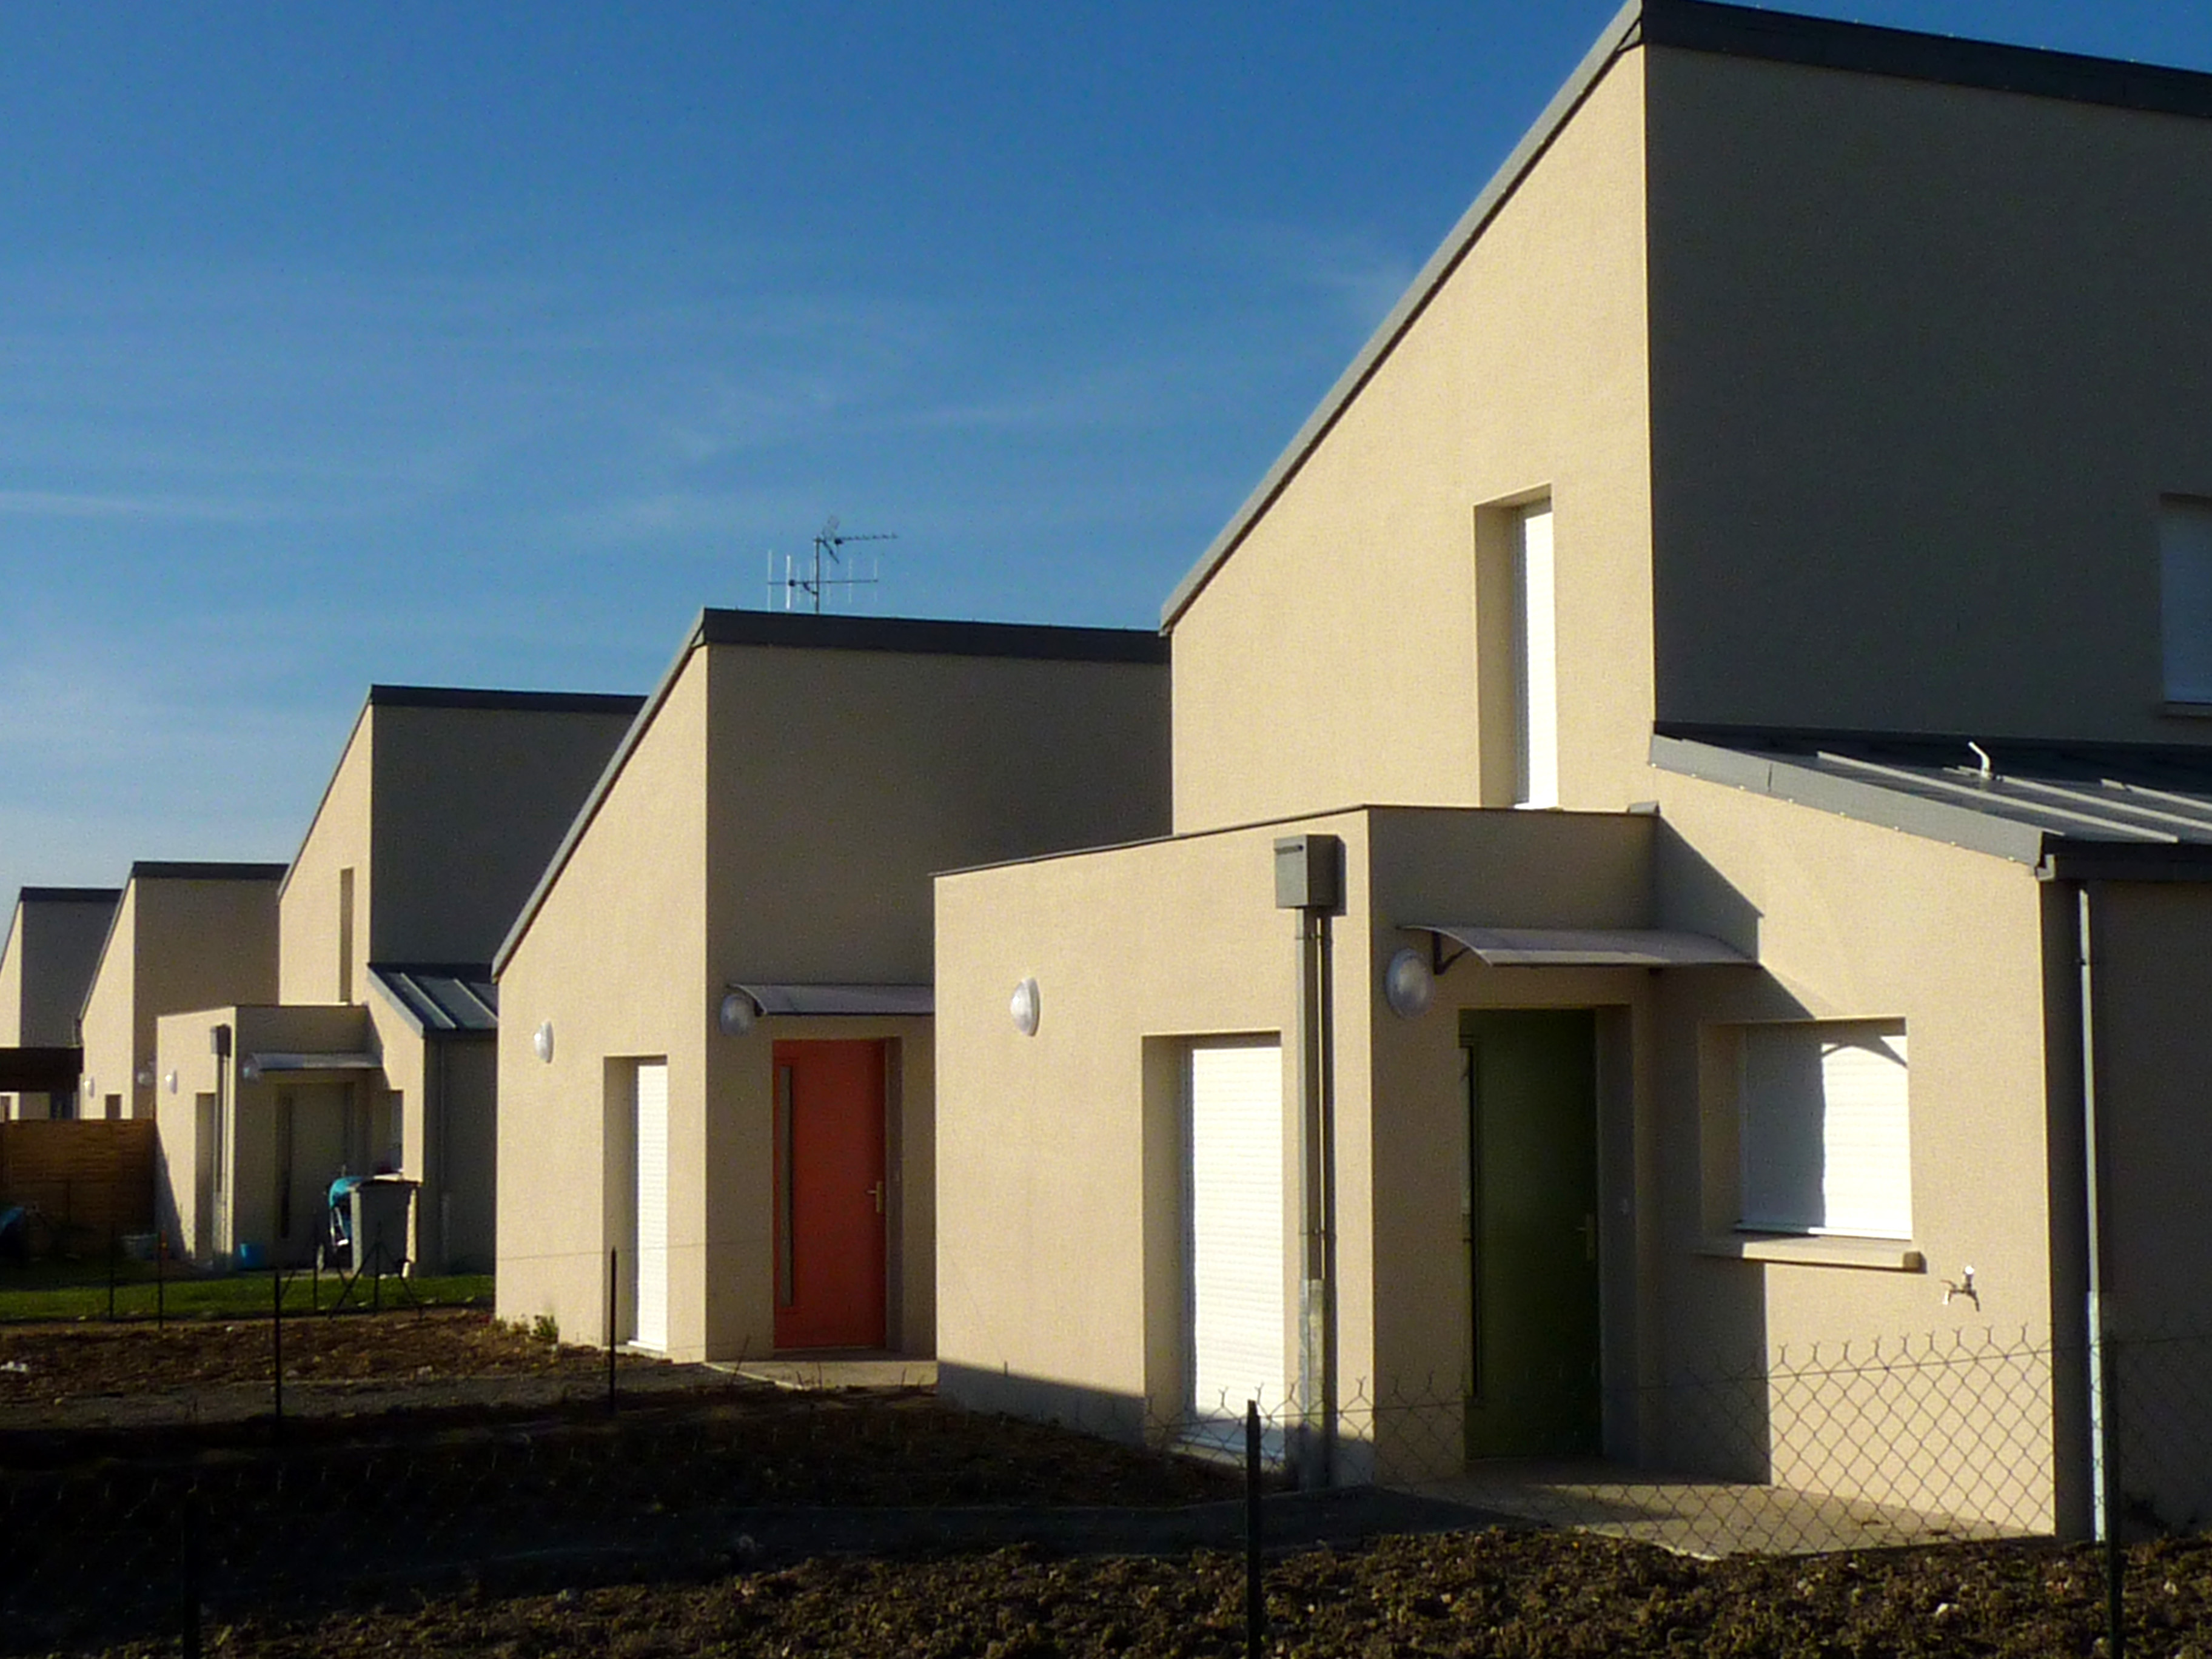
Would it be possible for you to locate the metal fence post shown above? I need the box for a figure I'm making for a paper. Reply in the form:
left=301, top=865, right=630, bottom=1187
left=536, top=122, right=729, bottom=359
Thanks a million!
left=607, top=1247, right=619, bottom=1416
left=272, top=1267, right=284, bottom=1439
left=155, top=1232, right=166, bottom=1330
left=106, top=1220, right=116, bottom=1323
left=179, top=1488, right=201, bottom=1659
left=1246, top=1398, right=1264, bottom=1659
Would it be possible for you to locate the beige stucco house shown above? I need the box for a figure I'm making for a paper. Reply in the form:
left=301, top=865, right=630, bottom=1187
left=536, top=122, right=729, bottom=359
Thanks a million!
left=77, top=863, right=284, bottom=1131
left=933, top=0, right=2212, bottom=1540
left=153, top=685, right=641, bottom=1272
left=494, top=608, right=1170, bottom=1362
left=0, top=886, right=119, bottom=1119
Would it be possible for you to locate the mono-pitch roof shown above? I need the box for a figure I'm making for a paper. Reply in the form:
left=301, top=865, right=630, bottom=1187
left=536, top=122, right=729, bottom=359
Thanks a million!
left=1653, top=729, right=2212, bottom=880
left=1161, top=0, right=2212, bottom=630
left=494, top=608, right=1170, bottom=973
left=370, top=965, right=498, bottom=1035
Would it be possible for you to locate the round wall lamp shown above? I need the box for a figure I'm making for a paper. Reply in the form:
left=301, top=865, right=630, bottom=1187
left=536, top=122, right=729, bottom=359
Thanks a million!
left=1382, top=947, right=1435, bottom=1020
left=164, top=1070, right=179, bottom=1096
left=717, top=990, right=759, bottom=1038
left=1009, top=977, right=1041, bottom=1037
left=241, top=1059, right=261, bottom=1082
left=135, top=1063, right=155, bottom=1090
left=533, top=1021, right=555, bottom=1064
left=82, top=1076, right=96, bottom=1101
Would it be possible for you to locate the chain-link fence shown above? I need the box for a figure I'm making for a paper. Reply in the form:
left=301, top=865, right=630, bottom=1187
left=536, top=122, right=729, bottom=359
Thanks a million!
left=7, top=1302, right=2212, bottom=1656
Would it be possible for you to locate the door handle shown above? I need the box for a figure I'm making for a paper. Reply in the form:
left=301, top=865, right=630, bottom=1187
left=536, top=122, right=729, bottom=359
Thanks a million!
left=869, top=1181, right=885, bottom=1215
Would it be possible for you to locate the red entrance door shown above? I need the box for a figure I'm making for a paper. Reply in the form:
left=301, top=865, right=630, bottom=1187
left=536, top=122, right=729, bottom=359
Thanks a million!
left=772, top=1040, right=888, bottom=1350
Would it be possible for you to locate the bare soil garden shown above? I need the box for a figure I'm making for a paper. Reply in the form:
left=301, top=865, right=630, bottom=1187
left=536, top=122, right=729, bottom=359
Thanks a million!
left=5, top=1311, right=2204, bottom=1657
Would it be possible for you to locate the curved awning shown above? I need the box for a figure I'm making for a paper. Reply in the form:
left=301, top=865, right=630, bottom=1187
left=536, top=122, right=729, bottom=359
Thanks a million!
left=1407, top=925, right=1754, bottom=970
left=245, top=1052, right=381, bottom=1074
left=726, top=984, right=933, bottom=1018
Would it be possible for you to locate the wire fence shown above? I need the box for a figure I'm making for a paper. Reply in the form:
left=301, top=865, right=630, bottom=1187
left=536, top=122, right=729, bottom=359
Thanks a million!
left=6, top=1305, right=2212, bottom=1656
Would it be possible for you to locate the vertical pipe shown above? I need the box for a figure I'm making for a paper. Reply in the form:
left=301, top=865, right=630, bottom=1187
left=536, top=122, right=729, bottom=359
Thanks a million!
left=608, top=1246, right=619, bottom=1415
left=1245, top=1398, right=1264, bottom=1659
left=2077, top=884, right=2124, bottom=1658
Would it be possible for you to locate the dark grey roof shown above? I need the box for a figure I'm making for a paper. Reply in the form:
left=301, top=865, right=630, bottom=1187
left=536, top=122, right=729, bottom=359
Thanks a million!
left=1653, top=731, right=2212, bottom=880
left=130, top=861, right=288, bottom=882
left=369, top=965, right=498, bottom=1035
left=18, top=888, right=122, bottom=904
left=369, top=685, right=644, bottom=715
left=1161, top=0, right=2212, bottom=629
left=699, top=608, right=1168, bottom=663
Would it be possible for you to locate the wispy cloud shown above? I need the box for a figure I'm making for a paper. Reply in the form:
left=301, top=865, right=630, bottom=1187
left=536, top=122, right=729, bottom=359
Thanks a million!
left=0, top=488, right=287, bottom=523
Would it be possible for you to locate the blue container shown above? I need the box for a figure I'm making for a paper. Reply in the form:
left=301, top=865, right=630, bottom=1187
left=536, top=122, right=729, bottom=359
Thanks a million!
left=235, top=1241, right=266, bottom=1271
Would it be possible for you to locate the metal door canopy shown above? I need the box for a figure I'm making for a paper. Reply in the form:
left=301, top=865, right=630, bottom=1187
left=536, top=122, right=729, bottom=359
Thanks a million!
left=1408, top=925, right=1753, bottom=969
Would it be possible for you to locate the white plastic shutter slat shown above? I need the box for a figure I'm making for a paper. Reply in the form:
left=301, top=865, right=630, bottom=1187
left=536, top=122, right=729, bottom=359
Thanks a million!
left=1187, top=1041, right=1285, bottom=1418
left=635, top=1061, right=670, bottom=1352
left=1740, top=1024, right=1911, bottom=1241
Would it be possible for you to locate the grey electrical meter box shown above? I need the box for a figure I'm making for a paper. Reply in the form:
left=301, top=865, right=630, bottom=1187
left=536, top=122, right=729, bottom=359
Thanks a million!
left=1273, top=833, right=1342, bottom=911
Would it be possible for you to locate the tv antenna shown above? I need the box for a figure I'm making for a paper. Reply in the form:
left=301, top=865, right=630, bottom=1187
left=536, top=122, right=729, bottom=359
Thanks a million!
left=769, top=516, right=897, bottom=613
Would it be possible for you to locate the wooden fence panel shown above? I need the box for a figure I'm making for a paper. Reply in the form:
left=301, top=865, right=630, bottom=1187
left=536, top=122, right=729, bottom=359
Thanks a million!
left=0, top=1119, right=157, bottom=1256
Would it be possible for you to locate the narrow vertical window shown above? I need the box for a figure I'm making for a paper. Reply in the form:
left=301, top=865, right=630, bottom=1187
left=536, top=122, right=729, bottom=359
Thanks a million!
left=337, top=867, right=357, bottom=1004
left=2161, top=498, right=2212, bottom=705
left=1515, top=502, right=1558, bottom=808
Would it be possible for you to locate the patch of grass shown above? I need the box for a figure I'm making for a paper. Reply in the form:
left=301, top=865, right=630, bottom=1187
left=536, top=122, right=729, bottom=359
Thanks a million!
left=0, top=1267, right=494, bottom=1324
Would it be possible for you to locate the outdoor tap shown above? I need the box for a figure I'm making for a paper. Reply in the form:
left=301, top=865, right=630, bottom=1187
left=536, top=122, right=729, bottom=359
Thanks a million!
left=1942, top=1265, right=1979, bottom=1310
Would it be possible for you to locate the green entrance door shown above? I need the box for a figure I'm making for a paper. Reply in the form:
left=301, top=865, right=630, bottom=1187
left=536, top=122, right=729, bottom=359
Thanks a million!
left=1462, top=1009, right=1600, bottom=1459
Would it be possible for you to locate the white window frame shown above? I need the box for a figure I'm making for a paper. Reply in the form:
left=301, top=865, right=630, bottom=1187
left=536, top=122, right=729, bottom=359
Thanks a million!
left=1514, top=501, right=1558, bottom=808
left=1737, top=1020, right=1911, bottom=1242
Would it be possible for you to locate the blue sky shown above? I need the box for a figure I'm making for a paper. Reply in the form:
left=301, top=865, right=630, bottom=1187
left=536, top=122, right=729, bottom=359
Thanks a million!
left=5, top=0, right=2212, bottom=919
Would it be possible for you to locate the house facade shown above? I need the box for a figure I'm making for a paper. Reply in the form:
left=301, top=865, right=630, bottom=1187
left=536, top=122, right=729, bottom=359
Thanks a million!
left=933, top=0, right=2212, bottom=1539
left=494, top=609, right=1170, bottom=1362
left=152, top=685, right=641, bottom=1272
left=0, top=886, right=119, bottom=1119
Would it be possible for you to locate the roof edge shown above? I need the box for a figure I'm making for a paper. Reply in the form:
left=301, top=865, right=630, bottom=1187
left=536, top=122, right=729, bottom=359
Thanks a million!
left=699, top=609, right=1169, bottom=662
left=130, top=860, right=289, bottom=882
left=1158, top=0, right=1644, bottom=629
left=1644, top=0, right=2212, bottom=120
left=18, top=887, right=123, bottom=904
left=368, top=685, right=648, bottom=714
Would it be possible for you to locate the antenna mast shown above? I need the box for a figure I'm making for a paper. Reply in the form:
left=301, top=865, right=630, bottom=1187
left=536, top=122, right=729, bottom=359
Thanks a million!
left=774, top=516, right=897, bottom=613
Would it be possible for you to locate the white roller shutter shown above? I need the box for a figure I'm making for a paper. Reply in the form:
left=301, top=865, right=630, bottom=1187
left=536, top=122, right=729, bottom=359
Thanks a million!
left=1187, top=1040, right=1285, bottom=1418
left=1740, top=1023, right=1911, bottom=1240
left=1516, top=503, right=1558, bottom=808
left=634, top=1061, right=670, bottom=1352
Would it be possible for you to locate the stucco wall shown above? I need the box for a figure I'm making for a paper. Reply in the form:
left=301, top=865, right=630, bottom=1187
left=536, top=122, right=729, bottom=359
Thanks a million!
left=498, top=661, right=709, bottom=1350
left=1647, top=774, right=2056, bottom=1527
left=703, top=642, right=1172, bottom=983
left=76, top=886, right=138, bottom=1123
left=370, top=702, right=637, bottom=968
left=936, top=814, right=1363, bottom=1433
left=280, top=716, right=372, bottom=1007
left=1646, top=45, right=2212, bottom=745
left=1167, top=53, right=1653, bottom=831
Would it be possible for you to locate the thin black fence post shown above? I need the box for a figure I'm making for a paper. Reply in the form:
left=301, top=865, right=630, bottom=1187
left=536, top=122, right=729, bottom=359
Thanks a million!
left=607, top=1247, right=618, bottom=1416
left=179, top=1487, right=201, bottom=1659
left=156, top=1232, right=166, bottom=1331
left=1245, top=1398, right=1264, bottom=1659
left=272, top=1267, right=284, bottom=1439
left=106, top=1220, right=116, bottom=1323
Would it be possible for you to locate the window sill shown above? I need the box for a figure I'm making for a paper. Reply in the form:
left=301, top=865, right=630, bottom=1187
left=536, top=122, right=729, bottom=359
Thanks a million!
left=1698, top=1233, right=1925, bottom=1272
